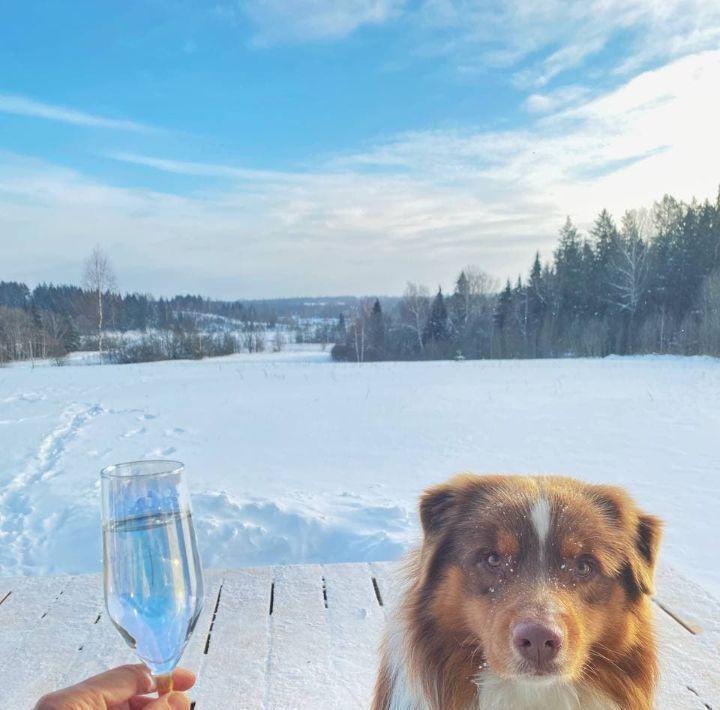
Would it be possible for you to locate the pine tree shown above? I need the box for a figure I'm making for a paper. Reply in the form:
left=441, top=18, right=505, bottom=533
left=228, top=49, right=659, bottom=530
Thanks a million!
left=589, top=209, right=620, bottom=318
left=494, top=280, right=514, bottom=332
left=62, top=316, right=80, bottom=353
left=452, top=271, right=470, bottom=329
left=336, top=313, right=346, bottom=340
left=30, top=302, right=43, bottom=331
left=554, top=217, right=587, bottom=341
left=368, top=299, right=385, bottom=359
left=590, top=210, right=619, bottom=269
left=527, top=253, right=546, bottom=354
left=424, top=288, right=450, bottom=344
left=0, top=281, right=31, bottom=308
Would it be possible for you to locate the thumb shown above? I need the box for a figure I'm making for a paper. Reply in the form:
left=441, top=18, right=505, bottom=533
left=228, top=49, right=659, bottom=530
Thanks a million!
left=141, top=692, right=191, bottom=710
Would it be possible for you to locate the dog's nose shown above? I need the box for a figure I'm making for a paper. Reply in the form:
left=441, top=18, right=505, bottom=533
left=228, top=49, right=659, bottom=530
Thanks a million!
left=512, top=620, right=563, bottom=668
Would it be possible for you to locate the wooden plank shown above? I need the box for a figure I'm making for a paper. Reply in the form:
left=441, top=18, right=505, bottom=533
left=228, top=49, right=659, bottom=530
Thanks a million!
left=655, top=564, right=720, bottom=653
left=0, top=574, right=72, bottom=659
left=266, top=564, right=360, bottom=710
left=0, top=576, right=26, bottom=612
left=654, top=603, right=720, bottom=709
left=368, top=560, right=403, bottom=615
left=60, top=612, right=138, bottom=689
left=322, top=562, right=387, bottom=709
left=191, top=567, right=272, bottom=709
left=59, top=595, right=145, bottom=689
left=3, top=575, right=104, bottom=708
left=177, top=569, right=225, bottom=684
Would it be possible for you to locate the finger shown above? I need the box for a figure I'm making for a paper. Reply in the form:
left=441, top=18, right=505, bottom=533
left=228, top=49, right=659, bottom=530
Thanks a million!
left=127, top=669, right=195, bottom=708
left=133, top=692, right=191, bottom=710
left=80, top=663, right=156, bottom=703
left=169, top=668, right=196, bottom=692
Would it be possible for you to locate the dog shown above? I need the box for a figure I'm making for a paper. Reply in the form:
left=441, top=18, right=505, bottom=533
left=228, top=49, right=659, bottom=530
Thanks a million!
left=372, top=475, right=662, bottom=710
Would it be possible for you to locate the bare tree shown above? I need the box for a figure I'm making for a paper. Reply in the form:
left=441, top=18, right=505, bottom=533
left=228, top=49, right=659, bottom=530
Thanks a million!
left=607, top=211, right=650, bottom=352
left=82, top=246, right=117, bottom=354
left=401, top=282, right=430, bottom=353
left=464, top=265, right=499, bottom=302
left=273, top=329, right=286, bottom=353
left=349, top=300, right=373, bottom=363
left=0, top=306, right=34, bottom=362
left=464, top=265, right=499, bottom=327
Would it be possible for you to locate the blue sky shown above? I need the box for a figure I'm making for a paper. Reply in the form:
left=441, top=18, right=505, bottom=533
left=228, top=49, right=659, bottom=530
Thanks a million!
left=1, top=1, right=720, bottom=298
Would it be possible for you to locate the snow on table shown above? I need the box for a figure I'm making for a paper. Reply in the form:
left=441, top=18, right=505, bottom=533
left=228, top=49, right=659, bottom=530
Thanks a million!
left=1, top=563, right=718, bottom=709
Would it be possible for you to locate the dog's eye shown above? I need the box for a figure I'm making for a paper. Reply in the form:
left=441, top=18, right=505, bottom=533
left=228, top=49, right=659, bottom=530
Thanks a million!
left=574, top=556, right=596, bottom=578
left=485, top=552, right=502, bottom=568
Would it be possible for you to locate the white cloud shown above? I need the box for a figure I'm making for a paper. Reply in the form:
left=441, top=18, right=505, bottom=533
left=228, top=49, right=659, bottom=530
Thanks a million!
left=415, top=0, right=720, bottom=86
left=338, top=50, right=720, bottom=200
left=237, top=0, right=406, bottom=45
left=2, top=51, right=719, bottom=297
left=0, top=93, right=153, bottom=132
left=524, top=86, right=589, bottom=113
left=106, top=152, right=302, bottom=182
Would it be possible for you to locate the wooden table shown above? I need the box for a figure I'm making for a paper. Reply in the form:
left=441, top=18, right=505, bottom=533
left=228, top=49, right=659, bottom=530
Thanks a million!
left=1, top=563, right=718, bottom=708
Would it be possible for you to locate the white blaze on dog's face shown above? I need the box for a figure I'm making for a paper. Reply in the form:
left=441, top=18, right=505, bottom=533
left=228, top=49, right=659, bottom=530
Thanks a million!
left=530, top=496, right=551, bottom=566
left=418, top=475, right=661, bottom=683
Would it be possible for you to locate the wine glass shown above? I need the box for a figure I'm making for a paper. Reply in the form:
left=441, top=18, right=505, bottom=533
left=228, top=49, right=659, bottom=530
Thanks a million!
left=101, top=460, right=204, bottom=695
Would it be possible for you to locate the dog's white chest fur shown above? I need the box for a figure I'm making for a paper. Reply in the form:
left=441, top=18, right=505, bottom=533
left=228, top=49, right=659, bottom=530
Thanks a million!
left=477, top=673, right=618, bottom=710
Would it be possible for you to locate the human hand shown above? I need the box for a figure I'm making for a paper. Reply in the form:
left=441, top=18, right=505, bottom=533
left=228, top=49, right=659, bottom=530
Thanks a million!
left=35, top=664, right=195, bottom=710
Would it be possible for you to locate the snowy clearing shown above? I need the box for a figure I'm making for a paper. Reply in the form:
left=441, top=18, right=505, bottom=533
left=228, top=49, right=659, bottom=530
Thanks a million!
left=0, top=347, right=718, bottom=597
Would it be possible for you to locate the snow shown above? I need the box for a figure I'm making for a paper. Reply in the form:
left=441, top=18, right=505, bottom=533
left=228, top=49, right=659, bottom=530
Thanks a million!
left=0, top=347, right=719, bottom=598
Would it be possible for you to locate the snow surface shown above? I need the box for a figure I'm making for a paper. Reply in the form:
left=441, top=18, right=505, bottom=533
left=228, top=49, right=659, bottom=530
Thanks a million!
left=1, top=347, right=719, bottom=598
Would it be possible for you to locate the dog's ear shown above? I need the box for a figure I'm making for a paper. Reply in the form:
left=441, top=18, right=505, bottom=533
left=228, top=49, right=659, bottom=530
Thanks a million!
left=635, top=513, right=663, bottom=592
left=420, top=483, right=458, bottom=537
left=420, top=474, right=502, bottom=538
left=624, top=512, right=663, bottom=597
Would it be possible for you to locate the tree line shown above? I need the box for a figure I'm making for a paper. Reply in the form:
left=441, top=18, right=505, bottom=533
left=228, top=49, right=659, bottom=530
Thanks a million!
left=0, top=281, right=278, bottom=363
left=0, top=245, right=284, bottom=364
left=0, top=245, right=347, bottom=364
left=332, top=191, right=720, bottom=361
left=4, top=188, right=720, bottom=365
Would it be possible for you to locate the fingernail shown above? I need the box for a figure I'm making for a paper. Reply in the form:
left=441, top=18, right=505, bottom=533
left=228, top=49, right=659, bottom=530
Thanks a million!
left=143, top=672, right=157, bottom=693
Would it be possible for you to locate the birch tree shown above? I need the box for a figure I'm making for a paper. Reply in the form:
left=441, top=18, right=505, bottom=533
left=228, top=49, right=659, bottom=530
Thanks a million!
left=82, top=246, right=117, bottom=354
left=607, top=210, right=650, bottom=352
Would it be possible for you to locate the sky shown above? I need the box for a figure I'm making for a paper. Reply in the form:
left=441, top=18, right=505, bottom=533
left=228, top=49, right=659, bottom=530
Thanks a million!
left=1, top=1, right=720, bottom=299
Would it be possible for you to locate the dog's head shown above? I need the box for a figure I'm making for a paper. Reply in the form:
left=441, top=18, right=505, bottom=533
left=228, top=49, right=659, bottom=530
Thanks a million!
left=417, top=475, right=661, bottom=683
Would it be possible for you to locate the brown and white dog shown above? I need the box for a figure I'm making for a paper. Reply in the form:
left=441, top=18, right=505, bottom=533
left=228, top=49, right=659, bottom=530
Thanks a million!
left=372, top=475, right=662, bottom=710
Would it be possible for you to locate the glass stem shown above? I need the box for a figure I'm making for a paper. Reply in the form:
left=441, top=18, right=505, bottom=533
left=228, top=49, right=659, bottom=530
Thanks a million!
left=156, top=673, right=173, bottom=696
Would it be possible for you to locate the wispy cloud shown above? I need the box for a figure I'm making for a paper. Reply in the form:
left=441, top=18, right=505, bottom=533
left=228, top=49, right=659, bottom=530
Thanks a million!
left=226, top=0, right=720, bottom=89
left=236, top=0, right=407, bottom=46
left=0, top=93, right=153, bottom=132
left=523, top=86, right=590, bottom=114
left=415, top=0, right=720, bottom=87
left=106, top=152, right=306, bottom=183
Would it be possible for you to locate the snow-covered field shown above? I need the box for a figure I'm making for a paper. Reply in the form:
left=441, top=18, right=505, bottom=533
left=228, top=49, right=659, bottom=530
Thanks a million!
left=1, top=347, right=719, bottom=597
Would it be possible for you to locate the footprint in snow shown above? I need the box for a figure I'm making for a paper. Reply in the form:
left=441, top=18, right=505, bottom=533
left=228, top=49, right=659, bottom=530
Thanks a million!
left=121, top=426, right=147, bottom=438
left=144, top=446, right=177, bottom=457
left=164, top=427, right=186, bottom=436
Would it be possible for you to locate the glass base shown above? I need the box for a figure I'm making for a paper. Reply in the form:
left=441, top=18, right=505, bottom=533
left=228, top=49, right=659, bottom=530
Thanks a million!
left=156, top=673, right=174, bottom=695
